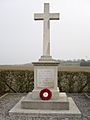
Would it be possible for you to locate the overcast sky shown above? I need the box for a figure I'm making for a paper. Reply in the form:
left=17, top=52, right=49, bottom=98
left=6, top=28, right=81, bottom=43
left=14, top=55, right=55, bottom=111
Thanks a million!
left=0, top=0, right=90, bottom=65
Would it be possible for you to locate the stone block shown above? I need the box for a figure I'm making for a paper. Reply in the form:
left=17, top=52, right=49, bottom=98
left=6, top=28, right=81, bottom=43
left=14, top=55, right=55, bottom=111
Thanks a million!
left=9, top=96, right=81, bottom=120
left=21, top=92, right=69, bottom=110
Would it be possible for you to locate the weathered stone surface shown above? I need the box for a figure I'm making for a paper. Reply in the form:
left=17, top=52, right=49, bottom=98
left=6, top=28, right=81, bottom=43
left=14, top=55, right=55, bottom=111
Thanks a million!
left=34, top=3, right=59, bottom=56
left=32, top=60, right=61, bottom=102
left=21, top=93, right=69, bottom=110
left=9, top=97, right=81, bottom=120
left=32, top=61, right=59, bottom=92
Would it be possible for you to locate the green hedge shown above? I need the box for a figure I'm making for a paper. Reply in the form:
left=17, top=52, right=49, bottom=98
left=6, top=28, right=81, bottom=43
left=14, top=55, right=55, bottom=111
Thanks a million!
left=58, top=71, right=90, bottom=93
left=0, top=70, right=90, bottom=93
left=0, top=70, right=34, bottom=94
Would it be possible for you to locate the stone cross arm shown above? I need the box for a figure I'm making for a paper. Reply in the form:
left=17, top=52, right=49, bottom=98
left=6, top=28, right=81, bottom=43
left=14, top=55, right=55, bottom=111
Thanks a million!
left=34, top=14, right=44, bottom=20
left=49, top=13, right=59, bottom=20
left=34, top=13, right=59, bottom=20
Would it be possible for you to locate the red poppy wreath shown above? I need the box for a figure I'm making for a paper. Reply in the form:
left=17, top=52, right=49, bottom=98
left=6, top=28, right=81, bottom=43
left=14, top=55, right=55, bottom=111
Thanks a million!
left=40, top=88, right=52, bottom=100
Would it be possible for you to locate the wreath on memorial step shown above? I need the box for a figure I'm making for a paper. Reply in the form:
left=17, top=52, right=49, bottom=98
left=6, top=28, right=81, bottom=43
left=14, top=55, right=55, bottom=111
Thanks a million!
left=40, top=88, right=52, bottom=100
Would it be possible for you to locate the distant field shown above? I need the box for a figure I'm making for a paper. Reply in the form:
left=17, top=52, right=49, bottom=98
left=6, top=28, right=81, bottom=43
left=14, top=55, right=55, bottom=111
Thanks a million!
left=58, top=66, right=90, bottom=72
left=0, top=65, right=34, bottom=71
left=0, top=65, right=90, bottom=72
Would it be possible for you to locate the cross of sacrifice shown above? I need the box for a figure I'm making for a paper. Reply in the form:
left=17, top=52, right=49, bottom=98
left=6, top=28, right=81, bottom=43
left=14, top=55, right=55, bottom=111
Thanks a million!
left=34, top=3, right=59, bottom=56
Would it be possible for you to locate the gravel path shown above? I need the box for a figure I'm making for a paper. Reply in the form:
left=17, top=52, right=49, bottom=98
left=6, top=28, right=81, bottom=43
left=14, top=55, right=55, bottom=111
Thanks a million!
left=0, top=93, right=90, bottom=120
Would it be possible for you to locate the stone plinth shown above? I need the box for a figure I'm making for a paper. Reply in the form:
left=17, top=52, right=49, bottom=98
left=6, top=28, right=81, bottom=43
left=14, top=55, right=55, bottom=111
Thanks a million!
left=9, top=95, right=81, bottom=120
left=21, top=93, right=69, bottom=110
left=32, top=88, right=60, bottom=100
left=20, top=60, right=70, bottom=110
left=32, top=60, right=60, bottom=100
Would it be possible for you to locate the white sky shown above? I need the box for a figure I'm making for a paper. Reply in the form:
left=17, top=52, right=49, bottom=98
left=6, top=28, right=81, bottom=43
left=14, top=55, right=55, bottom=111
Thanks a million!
left=0, top=0, right=90, bottom=65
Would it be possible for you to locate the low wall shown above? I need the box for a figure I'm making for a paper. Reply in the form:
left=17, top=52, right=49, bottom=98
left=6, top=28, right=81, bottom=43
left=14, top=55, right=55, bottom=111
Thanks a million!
left=0, top=70, right=90, bottom=93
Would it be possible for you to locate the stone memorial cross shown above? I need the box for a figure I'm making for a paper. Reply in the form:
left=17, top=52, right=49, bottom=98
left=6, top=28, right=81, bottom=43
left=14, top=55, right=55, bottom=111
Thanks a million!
left=34, top=3, right=59, bottom=56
